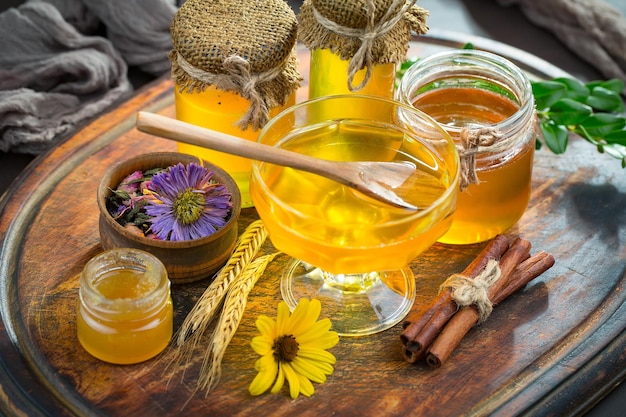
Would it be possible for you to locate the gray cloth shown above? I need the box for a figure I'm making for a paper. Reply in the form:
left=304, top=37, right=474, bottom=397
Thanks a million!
left=498, top=0, right=626, bottom=82
left=0, top=0, right=177, bottom=154
left=82, top=0, right=178, bottom=75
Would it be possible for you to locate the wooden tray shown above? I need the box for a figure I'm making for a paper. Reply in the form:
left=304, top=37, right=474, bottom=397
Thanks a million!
left=0, top=33, right=624, bottom=417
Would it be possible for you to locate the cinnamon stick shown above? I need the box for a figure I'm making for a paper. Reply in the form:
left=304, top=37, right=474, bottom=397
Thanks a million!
left=481, top=237, right=532, bottom=301
left=400, top=234, right=510, bottom=363
left=425, top=248, right=554, bottom=368
left=494, top=251, right=555, bottom=304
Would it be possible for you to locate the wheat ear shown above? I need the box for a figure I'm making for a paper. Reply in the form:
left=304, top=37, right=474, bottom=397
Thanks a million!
left=167, top=220, right=267, bottom=374
left=198, top=251, right=280, bottom=394
left=175, top=219, right=267, bottom=347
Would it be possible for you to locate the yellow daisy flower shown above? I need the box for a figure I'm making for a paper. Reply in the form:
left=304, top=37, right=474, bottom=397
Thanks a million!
left=249, top=298, right=339, bottom=399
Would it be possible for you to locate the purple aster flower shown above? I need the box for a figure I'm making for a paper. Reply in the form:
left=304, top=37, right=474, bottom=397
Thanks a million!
left=144, top=162, right=233, bottom=241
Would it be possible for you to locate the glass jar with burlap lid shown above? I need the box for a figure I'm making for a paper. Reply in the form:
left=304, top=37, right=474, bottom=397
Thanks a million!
left=169, top=0, right=301, bottom=208
left=298, top=0, right=428, bottom=98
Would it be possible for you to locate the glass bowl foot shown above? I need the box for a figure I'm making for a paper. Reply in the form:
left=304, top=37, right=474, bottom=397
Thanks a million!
left=280, top=258, right=415, bottom=336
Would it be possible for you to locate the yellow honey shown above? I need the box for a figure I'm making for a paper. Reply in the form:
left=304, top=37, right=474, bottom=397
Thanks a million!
left=76, top=249, right=172, bottom=364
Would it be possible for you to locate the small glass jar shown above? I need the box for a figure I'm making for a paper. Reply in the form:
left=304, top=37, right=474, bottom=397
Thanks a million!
left=76, top=248, right=173, bottom=364
left=396, top=49, right=537, bottom=244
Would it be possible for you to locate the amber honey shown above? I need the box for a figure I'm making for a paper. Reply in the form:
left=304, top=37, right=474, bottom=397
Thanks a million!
left=169, top=0, right=300, bottom=209
left=250, top=97, right=459, bottom=275
left=413, top=86, right=534, bottom=244
left=397, top=49, right=537, bottom=244
left=175, top=86, right=296, bottom=208
left=308, top=48, right=395, bottom=99
left=76, top=249, right=173, bottom=364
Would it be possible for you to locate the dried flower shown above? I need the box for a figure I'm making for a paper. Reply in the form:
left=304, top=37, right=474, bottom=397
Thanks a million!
left=106, top=162, right=232, bottom=241
left=249, top=298, right=339, bottom=399
left=144, top=162, right=233, bottom=241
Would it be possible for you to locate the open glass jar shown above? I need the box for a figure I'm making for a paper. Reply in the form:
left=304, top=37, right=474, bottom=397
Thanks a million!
left=76, top=248, right=173, bottom=364
left=396, top=49, right=537, bottom=244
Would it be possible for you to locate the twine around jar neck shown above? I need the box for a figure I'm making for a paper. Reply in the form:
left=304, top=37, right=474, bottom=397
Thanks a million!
left=175, top=52, right=286, bottom=131
left=457, top=127, right=506, bottom=191
left=312, top=0, right=417, bottom=91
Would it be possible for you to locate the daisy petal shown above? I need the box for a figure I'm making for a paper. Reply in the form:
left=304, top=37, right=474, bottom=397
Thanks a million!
left=270, top=365, right=285, bottom=394
left=297, top=319, right=338, bottom=346
left=275, top=301, right=291, bottom=336
left=297, top=373, right=315, bottom=397
left=291, top=357, right=327, bottom=383
left=282, top=363, right=301, bottom=399
left=255, top=315, right=276, bottom=339
left=297, top=347, right=337, bottom=364
left=251, top=336, right=273, bottom=356
left=249, top=358, right=278, bottom=396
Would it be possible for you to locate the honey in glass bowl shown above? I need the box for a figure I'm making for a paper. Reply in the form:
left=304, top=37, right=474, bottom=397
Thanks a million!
left=250, top=95, right=459, bottom=336
left=397, top=49, right=537, bottom=244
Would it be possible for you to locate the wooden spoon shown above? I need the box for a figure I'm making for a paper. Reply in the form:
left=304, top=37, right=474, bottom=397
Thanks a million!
left=135, top=111, right=417, bottom=210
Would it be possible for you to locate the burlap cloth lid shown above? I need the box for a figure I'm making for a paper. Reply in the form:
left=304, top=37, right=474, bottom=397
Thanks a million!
left=298, top=0, right=429, bottom=90
left=170, top=0, right=301, bottom=130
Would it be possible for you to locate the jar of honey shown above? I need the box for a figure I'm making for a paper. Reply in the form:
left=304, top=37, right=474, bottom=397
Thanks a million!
left=76, top=248, right=173, bottom=364
left=169, top=0, right=301, bottom=208
left=396, top=49, right=537, bottom=244
left=298, top=0, right=428, bottom=98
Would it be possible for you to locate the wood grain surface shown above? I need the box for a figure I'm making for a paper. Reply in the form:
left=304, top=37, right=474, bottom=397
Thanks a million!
left=0, top=36, right=624, bottom=417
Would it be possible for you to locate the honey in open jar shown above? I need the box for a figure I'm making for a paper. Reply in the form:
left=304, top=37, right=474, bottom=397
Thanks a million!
left=76, top=248, right=173, bottom=364
left=397, top=49, right=537, bottom=244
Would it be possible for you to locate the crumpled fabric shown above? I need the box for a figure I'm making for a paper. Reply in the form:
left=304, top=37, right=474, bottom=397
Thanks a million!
left=498, top=0, right=626, bottom=82
left=0, top=0, right=179, bottom=154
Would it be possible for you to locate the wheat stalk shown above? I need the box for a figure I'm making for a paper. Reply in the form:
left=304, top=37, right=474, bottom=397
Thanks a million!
left=198, top=251, right=280, bottom=394
left=167, top=220, right=268, bottom=374
left=175, top=219, right=267, bottom=346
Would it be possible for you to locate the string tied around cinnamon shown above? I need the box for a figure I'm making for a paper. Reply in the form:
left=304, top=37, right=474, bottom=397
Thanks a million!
left=175, top=53, right=284, bottom=131
left=457, top=126, right=505, bottom=191
left=439, top=258, right=502, bottom=324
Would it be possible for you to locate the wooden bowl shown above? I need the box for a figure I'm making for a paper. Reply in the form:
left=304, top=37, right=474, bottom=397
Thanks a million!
left=97, top=152, right=241, bottom=284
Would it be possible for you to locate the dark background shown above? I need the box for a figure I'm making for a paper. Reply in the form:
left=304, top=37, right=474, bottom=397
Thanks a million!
left=1, top=1, right=624, bottom=416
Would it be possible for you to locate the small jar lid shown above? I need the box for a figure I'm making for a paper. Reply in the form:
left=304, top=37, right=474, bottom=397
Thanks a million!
left=170, top=0, right=301, bottom=130
left=298, top=0, right=428, bottom=64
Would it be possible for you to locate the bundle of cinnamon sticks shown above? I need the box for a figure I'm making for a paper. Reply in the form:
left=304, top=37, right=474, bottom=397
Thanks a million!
left=400, top=234, right=555, bottom=368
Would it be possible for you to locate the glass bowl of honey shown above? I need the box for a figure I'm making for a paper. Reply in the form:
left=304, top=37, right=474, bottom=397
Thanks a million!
left=397, top=49, right=537, bottom=245
left=250, top=95, right=459, bottom=336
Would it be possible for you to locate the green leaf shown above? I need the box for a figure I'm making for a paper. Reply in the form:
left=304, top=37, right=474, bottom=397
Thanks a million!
left=540, top=121, right=569, bottom=154
left=586, top=78, right=625, bottom=95
left=585, top=86, right=625, bottom=113
left=605, top=130, right=626, bottom=146
left=553, top=77, right=589, bottom=101
left=547, top=98, right=593, bottom=125
left=579, top=113, right=626, bottom=138
left=531, top=80, right=567, bottom=108
left=462, top=43, right=474, bottom=50
left=396, top=57, right=419, bottom=81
